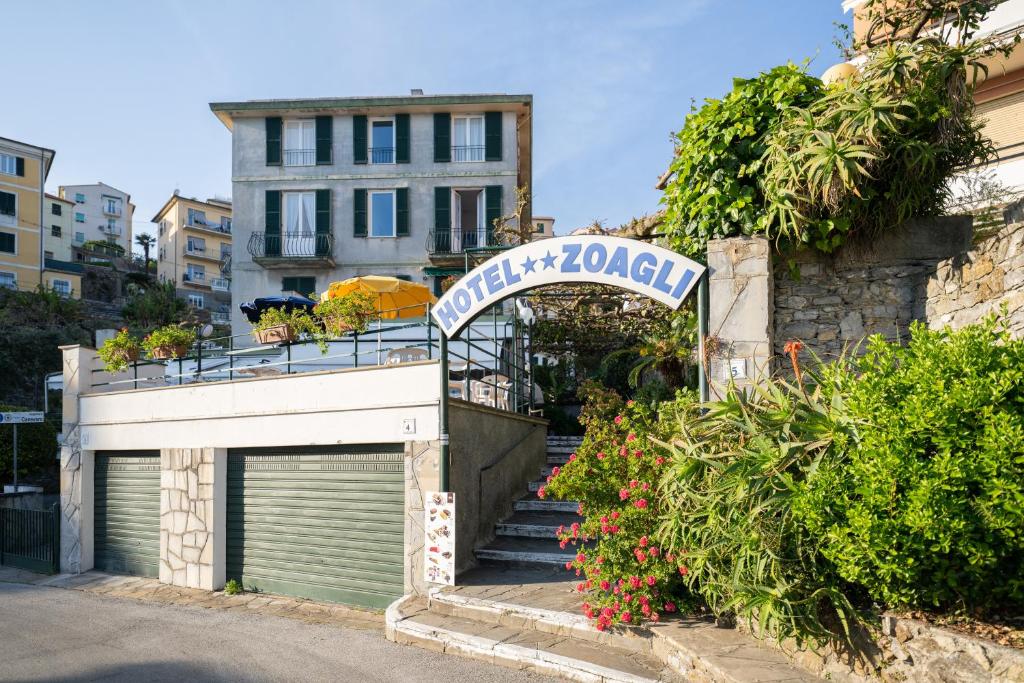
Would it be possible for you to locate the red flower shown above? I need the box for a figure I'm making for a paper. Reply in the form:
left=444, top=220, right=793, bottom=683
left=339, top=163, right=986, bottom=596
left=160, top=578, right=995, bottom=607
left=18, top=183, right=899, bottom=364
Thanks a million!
left=599, top=580, right=610, bottom=591
left=537, top=486, right=546, bottom=499
left=634, top=550, right=648, bottom=563
left=629, top=479, right=638, bottom=489
left=624, top=593, right=632, bottom=603
left=576, top=552, right=586, bottom=563
left=621, top=610, right=632, bottom=623
left=576, top=582, right=585, bottom=592
left=629, top=576, right=641, bottom=589
left=595, top=620, right=607, bottom=631
left=650, top=612, right=660, bottom=623
left=626, top=400, right=635, bottom=407
left=646, top=575, right=656, bottom=586
left=626, top=433, right=636, bottom=442
left=551, top=466, right=560, bottom=476
left=641, top=482, right=650, bottom=491
left=655, top=457, right=665, bottom=465
left=664, top=602, right=676, bottom=613
left=666, top=553, right=675, bottom=563
left=634, top=498, right=648, bottom=509
left=601, top=607, right=614, bottom=619
left=559, top=540, right=567, bottom=549
left=641, top=603, right=651, bottom=616
left=649, top=547, right=659, bottom=557
left=613, top=586, right=620, bottom=595
left=633, top=451, right=643, bottom=459
left=596, top=452, right=605, bottom=460
left=564, top=561, right=572, bottom=570
left=601, top=524, right=610, bottom=533
left=610, top=525, right=620, bottom=533
left=571, top=522, right=580, bottom=532
left=678, top=565, right=689, bottom=576
left=619, top=446, right=628, bottom=456
left=569, top=453, right=576, bottom=462
left=619, top=488, right=630, bottom=501
left=610, top=511, right=620, bottom=520
left=597, top=556, right=605, bottom=564
left=639, top=536, right=648, bottom=547
left=614, top=415, right=623, bottom=425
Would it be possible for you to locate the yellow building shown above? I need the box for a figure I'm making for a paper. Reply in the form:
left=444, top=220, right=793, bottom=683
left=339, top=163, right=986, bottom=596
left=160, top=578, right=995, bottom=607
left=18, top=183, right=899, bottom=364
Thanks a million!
left=153, top=193, right=232, bottom=323
left=0, top=136, right=54, bottom=293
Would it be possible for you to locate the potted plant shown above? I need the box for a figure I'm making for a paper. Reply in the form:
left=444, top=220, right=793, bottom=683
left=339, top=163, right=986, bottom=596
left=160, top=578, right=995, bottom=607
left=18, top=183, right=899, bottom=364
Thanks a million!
left=97, top=328, right=141, bottom=373
left=314, top=291, right=377, bottom=337
left=251, top=307, right=326, bottom=353
left=142, top=325, right=196, bottom=360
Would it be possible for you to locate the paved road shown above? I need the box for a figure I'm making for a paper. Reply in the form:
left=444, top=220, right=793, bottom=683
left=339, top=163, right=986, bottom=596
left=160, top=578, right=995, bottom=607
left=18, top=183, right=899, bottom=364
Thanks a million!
left=0, top=582, right=556, bottom=683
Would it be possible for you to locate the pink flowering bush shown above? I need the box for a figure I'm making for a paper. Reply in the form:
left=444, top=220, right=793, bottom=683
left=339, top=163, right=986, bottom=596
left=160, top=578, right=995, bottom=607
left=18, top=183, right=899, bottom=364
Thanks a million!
left=543, top=381, right=698, bottom=630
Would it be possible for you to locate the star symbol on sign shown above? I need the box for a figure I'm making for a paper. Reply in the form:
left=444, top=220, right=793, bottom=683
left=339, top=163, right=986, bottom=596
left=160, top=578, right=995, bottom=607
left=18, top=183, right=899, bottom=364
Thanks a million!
left=540, top=251, right=557, bottom=270
left=521, top=255, right=537, bottom=274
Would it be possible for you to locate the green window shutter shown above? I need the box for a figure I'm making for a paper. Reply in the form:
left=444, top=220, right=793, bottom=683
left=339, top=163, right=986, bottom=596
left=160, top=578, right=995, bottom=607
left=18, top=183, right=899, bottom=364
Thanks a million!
left=485, top=185, right=502, bottom=242
left=283, top=277, right=316, bottom=296
left=353, top=189, right=367, bottom=237
left=265, top=190, right=281, bottom=256
left=396, top=188, right=409, bottom=236
left=0, top=192, right=14, bottom=216
left=434, top=186, right=450, bottom=252
left=433, top=113, right=451, bottom=162
left=315, top=189, right=331, bottom=255
left=484, top=112, right=502, bottom=161
left=395, top=114, right=410, bottom=164
left=0, top=232, right=14, bottom=253
left=353, top=115, right=368, bottom=164
left=265, top=117, right=282, bottom=166
left=15, top=157, right=25, bottom=177
left=315, top=116, right=333, bottom=165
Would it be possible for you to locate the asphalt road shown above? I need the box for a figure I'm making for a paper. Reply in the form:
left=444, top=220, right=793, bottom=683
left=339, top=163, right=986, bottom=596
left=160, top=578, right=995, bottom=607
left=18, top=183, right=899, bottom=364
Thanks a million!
left=0, top=582, right=556, bottom=683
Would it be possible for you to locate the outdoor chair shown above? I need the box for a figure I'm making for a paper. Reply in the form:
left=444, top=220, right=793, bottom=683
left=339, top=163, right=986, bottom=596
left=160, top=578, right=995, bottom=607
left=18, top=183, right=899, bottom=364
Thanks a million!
left=384, top=347, right=428, bottom=366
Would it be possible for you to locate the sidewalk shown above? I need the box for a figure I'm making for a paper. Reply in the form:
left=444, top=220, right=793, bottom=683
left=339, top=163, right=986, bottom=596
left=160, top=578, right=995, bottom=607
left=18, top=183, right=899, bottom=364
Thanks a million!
left=0, top=566, right=382, bottom=631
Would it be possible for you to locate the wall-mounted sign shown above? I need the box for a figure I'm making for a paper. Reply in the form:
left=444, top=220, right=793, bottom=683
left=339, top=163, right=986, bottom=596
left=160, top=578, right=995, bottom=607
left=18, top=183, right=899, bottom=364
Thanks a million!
left=0, top=412, right=44, bottom=424
left=728, top=358, right=747, bottom=380
left=430, top=235, right=706, bottom=337
left=424, top=491, right=455, bottom=585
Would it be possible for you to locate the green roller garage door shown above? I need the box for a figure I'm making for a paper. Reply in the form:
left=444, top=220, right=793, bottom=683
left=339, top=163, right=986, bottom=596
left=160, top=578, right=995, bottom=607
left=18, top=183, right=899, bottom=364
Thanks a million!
left=94, top=451, right=161, bottom=577
left=227, top=445, right=405, bottom=609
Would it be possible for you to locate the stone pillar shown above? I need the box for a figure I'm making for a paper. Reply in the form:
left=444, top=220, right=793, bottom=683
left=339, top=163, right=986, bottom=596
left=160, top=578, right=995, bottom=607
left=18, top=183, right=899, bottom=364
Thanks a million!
left=59, top=345, right=97, bottom=573
left=706, top=237, right=774, bottom=396
left=404, top=440, right=440, bottom=597
left=160, top=448, right=226, bottom=590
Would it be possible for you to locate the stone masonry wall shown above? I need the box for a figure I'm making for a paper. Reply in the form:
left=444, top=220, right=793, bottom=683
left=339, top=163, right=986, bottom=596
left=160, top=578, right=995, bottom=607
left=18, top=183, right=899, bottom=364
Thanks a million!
left=926, top=202, right=1024, bottom=336
left=160, top=448, right=221, bottom=590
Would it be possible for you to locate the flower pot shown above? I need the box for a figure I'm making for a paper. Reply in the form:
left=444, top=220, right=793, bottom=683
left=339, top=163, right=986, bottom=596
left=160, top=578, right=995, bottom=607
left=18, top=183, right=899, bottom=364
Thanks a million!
left=254, top=323, right=297, bottom=345
left=322, top=315, right=354, bottom=337
left=150, top=344, right=189, bottom=360
left=115, top=347, right=140, bottom=364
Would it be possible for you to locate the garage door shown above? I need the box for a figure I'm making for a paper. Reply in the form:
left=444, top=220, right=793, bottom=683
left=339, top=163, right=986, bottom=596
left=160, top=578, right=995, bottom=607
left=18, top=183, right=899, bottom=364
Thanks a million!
left=227, top=445, right=405, bottom=609
left=94, top=451, right=161, bottom=577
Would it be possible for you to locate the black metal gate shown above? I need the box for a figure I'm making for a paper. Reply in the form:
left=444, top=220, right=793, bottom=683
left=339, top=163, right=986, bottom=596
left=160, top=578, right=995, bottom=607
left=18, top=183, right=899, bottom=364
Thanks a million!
left=0, top=503, right=61, bottom=574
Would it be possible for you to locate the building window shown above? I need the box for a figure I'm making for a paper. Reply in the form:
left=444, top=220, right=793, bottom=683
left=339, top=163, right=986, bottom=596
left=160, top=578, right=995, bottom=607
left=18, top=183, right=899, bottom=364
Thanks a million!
left=370, top=118, right=395, bottom=164
left=220, top=244, right=232, bottom=260
left=0, top=272, right=15, bottom=289
left=0, top=154, right=17, bottom=176
left=187, top=207, right=207, bottom=226
left=282, top=276, right=316, bottom=296
left=535, top=222, right=545, bottom=233
left=452, top=115, right=485, bottom=162
left=74, top=212, right=85, bottom=223
left=52, top=279, right=71, bottom=297
left=186, top=264, right=205, bottom=282
left=0, top=191, right=15, bottom=224
left=45, top=250, right=54, bottom=259
left=106, top=218, right=119, bottom=235
left=74, top=231, right=84, bottom=244
left=159, top=247, right=166, bottom=260
left=187, top=236, right=206, bottom=254
left=284, top=119, right=316, bottom=166
left=220, top=216, right=232, bottom=232
left=188, top=294, right=204, bottom=309
left=51, top=203, right=62, bottom=216
left=0, top=231, right=15, bottom=254
left=282, top=191, right=316, bottom=256
left=51, top=225, right=61, bottom=237
left=369, top=190, right=395, bottom=237
left=74, top=193, right=85, bottom=203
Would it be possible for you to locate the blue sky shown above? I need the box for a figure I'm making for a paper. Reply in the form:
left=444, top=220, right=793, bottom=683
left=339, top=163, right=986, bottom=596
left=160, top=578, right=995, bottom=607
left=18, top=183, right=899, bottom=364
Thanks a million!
left=2, top=1, right=844, bottom=250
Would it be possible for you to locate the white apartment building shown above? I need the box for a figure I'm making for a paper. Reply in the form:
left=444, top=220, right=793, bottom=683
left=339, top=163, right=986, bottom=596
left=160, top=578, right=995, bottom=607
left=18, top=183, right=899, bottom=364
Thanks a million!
left=58, top=182, right=134, bottom=253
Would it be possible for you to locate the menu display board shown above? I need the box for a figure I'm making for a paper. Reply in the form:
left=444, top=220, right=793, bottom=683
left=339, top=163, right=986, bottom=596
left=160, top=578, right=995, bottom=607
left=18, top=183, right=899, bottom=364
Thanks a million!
left=424, top=492, right=455, bottom=585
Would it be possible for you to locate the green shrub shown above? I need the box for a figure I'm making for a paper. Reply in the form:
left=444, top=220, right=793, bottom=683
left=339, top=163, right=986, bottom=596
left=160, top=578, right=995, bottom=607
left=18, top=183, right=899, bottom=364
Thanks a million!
left=223, top=578, right=243, bottom=596
left=802, top=316, right=1024, bottom=611
left=657, top=357, right=860, bottom=645
left=0, top=403, right=59, bottom=487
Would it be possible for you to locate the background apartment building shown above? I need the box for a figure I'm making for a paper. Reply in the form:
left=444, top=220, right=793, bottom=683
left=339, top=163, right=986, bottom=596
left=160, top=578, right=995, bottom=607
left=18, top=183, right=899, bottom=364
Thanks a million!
left=209, top=91, right=532, bottom=336
left=844, top=0, right=1024, bottom=196
left=58, top=182, right=134, bottom=254
left=43, top=192, right=82, bottom=298
left=532, top=215, right=555, bottom=240
left=154, top=192, right=233, bottom=324
left=0, top=136, right=54, bottom=293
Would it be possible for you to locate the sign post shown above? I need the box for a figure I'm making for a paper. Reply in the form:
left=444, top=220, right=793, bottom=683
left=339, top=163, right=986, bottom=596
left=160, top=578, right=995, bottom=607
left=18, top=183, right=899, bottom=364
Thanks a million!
left=0, top=411, right=45, bottom=492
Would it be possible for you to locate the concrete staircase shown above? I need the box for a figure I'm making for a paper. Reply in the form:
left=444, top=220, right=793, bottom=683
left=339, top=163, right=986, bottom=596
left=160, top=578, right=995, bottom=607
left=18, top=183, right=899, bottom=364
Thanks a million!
left=387, top=436, right=817, bottom=682
left=474, top=436, right=583, bottom=568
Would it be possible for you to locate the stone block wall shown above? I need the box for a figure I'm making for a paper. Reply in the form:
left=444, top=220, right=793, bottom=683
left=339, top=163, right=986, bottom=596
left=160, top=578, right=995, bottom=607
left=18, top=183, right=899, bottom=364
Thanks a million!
left=926, top=203, right=1024, bottom=336
left=159, top=448, right=225, bottom=590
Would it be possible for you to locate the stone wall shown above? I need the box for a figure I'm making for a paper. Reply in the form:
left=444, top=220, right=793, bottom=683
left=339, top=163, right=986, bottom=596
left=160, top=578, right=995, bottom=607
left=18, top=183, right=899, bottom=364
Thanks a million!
left=404, top=440, right=440, bottom=598
left=159, top=448, right=225, bottom=590
left=926, top=203, right=1024, bottom=336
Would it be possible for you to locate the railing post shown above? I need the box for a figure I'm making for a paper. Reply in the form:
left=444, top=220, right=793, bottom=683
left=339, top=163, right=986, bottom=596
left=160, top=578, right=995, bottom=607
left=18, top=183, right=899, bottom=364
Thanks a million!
left=354, top=331, right=359, bottom=368
left=426, top=303, right=433, bottom=360
left=52, top=502, right=60, bottom=573
left=698, top=269, right=710, bottom=405
left=439, top=332, right=450, bottom=492
left=0, top=505, right=5, bottom=566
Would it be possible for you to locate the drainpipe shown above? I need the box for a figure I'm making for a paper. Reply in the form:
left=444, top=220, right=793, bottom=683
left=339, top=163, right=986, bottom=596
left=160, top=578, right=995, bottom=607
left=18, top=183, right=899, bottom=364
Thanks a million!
left=697, top=269, right=710, bottom=405
left=439, top=332, right=450, bottom=492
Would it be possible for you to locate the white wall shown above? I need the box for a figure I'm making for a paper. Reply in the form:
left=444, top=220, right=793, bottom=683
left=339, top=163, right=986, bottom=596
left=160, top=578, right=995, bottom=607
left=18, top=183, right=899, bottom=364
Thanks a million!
left=79, top=361, right=441, bottom=450
left=59, top=183, right=133, bottom=251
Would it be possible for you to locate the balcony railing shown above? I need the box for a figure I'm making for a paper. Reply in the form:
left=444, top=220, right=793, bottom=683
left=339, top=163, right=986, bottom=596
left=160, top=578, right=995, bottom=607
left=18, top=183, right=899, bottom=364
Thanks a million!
left=452, top=145, right=485, bottom=162
left=103, top=205, right=122, bottom=217
left=211, top=277, right=230, bottom=292
left=100, top=223, right=123, bottom=237
left=211, top=309, right=231, bottom=324
left=186, top=217, right=231, bottom=234
left=284, top=148, right=316, bottom=166
left=369, top=147, right=394, bottom=164
left=248, top=232, right=334, bottom=260
left=428, top=228, right=500, bottom=255
left=184, top=245, right=207, bottom=258
left=183, top=272, right=207, bottom=285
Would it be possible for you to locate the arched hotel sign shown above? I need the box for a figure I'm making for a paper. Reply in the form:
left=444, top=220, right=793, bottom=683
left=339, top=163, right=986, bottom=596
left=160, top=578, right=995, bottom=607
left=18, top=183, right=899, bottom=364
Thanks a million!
left=430, top=235, right=706, bottom=336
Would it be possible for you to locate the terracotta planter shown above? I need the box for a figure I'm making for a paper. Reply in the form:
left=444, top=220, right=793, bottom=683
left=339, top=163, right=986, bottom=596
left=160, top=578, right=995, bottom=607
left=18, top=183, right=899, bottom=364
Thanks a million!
left=322, top=315, right=354, bottom=337
left=254, top=323, right=297, bottom=345
left=149, top=344, right=189, bottom=360
left=116, top=347, right=140, bottom=364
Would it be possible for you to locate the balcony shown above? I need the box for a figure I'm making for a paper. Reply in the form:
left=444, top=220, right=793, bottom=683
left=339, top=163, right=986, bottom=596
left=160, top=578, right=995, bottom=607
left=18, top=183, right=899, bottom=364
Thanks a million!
left=183, top=245, right=223, bottom=262
left=99, top=223, right=123, bottom=237
left=247, top=232, right=335, bottom=268
left=369, top=147, right=394, bottom=164
left=185, top=217, right=231, bottom=235
left=211, top=308, right=231, bottom=325
left=283, top=148, right=316, bottom=166
left=210, top=277, right=230, bottom=292
left=452, top=145, right=485, bottom=162
left=102, top=204, right=122, bottom=217
left=428, top=229, right=501, bottom=256
left=182, top=272, right=210, bottom=289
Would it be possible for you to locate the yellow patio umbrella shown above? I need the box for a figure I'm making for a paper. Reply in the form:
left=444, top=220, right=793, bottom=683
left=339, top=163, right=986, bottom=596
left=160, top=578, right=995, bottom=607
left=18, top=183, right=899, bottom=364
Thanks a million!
left=320, top=275, right=437, bottom=320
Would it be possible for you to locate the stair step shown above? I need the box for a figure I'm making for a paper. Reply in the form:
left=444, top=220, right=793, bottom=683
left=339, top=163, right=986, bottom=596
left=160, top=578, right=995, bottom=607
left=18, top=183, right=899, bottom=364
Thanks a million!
left=475, top=536, right=579, bottom=567
left=547, top=454, right=571, bottom=465
left=495, top=510, right=580, bottom=539
left=528, top=479, right=545, bottom=492
left=389, top=597, right=678, bottom=683
left=516, top=498, right=579, bottom=513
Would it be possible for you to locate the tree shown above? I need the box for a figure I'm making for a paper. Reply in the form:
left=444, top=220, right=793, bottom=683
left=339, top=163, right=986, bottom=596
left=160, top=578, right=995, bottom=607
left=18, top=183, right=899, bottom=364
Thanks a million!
left=135, top=232, right=156, bottom=270
left=121, top=281, right=188, bottom=333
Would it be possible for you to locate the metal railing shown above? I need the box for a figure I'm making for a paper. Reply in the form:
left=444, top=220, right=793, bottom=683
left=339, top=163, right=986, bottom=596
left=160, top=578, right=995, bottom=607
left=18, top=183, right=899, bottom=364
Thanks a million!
left=103, top=205, right=122, bottom=217
left=0, top=503, right=60, bottom=574
left=184, top=245, right=207, bottom=257
left=428, top=228, right=500, bottom=254
left=186, top=218, right=232, bottom=235
left=210, top=277, right=230, bottom=291
left=183, top=272, right=206, bottom=284
left=284, top=148, right=316, bottom=166
left=369, top=147, right=395, bottom=164
left=248, top=232, right=334, bottom=259
left=452, top=145, right=485, bottom=162
left=87, top=301, right=535, bottom=416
